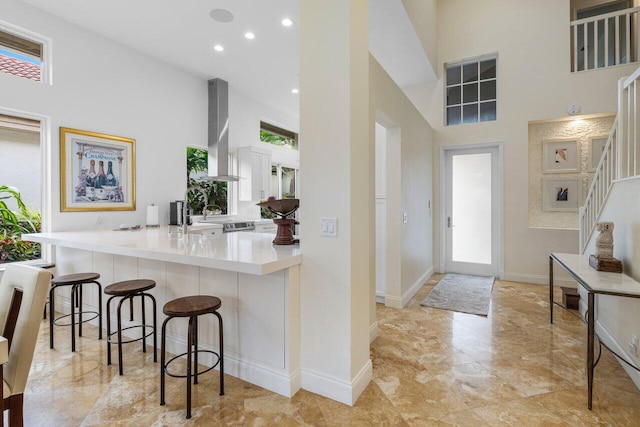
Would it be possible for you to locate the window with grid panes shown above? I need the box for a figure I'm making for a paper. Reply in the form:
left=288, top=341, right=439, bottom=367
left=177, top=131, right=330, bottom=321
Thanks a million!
left=445, top=56, right=497, bottom=126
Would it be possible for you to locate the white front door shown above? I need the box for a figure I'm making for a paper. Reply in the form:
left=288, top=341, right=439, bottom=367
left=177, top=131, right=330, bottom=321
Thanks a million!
left=444, top=145, right=501, bottom=277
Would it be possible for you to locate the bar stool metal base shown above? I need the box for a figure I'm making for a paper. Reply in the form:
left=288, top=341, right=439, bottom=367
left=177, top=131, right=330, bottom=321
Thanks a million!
left=105, top=280, right=157, bottom=376
left=160, top=295, right=224, bottom=420
left=49, top=273, right=103, bottom=352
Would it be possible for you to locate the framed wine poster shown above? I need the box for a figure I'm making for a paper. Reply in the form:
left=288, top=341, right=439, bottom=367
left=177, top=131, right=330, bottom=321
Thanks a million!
left=60, top=127, right=136, bottom=212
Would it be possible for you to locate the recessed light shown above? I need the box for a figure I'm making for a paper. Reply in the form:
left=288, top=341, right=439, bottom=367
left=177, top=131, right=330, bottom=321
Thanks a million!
left=291, top=88, right=299, bottom=94
left=214, top=44, right=224, bottom=52
left=282, top=18, right=293, bottom=27
left=210, top=9, right=234, bottom=23
left=245, top=32, right=255, bottom=40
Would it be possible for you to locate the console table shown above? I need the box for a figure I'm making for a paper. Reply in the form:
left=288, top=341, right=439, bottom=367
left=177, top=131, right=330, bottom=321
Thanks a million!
left=549, top=253, right=640, bottom=410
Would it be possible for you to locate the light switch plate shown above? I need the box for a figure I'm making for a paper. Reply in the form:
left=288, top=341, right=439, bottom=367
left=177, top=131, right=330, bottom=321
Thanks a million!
left=320, top=217, right=337, bottom=237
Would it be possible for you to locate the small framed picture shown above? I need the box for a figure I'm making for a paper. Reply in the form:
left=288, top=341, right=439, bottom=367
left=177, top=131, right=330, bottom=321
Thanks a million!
left=587, top=136, right=608, bottom=172
left=543, top=177, right=582, bottom=212
left=542, top=139, right=579, bottom=173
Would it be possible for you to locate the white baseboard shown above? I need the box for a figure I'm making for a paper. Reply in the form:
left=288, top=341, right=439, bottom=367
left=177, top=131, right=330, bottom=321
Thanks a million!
left=300, top=359, right=372, bottom=406
left=369, top=321, right=378, bottom=343
left=375, top=291, right=385, bottom=304
left=503, top=271, right=575, bottom=287
left=384, top=267, right=432, bottom=309
left=402, top=267, right=433, bottom=307
left=384, top=295, right=402, bottom=309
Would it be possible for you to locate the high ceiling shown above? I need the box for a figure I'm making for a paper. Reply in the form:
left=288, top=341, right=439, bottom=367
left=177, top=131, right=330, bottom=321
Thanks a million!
left=19, top=0, right=433, bottom=118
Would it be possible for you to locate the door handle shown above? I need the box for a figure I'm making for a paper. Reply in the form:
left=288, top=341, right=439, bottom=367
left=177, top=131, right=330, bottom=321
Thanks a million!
left=447, top=216, right=451, bottom=228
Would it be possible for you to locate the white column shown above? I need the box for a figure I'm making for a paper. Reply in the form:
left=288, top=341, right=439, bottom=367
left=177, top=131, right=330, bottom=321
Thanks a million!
left=299, top=0, right=372, bottom=405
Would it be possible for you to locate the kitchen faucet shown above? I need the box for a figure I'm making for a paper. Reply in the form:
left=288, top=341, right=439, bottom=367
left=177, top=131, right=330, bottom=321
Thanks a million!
left=182, top=185, right=208, bottom=234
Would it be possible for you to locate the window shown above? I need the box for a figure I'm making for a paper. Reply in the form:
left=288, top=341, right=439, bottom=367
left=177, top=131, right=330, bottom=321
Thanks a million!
left=0, top=114, right=43, bottom=264
left=260, top=121, right=298, bottom=150
left=0, top=21, right=50, bottom=84
left=186, top=147, right=228, bottom=215
left=262, top=164, right=298, bottom=219
left=445, top=55, right=497, bottom=126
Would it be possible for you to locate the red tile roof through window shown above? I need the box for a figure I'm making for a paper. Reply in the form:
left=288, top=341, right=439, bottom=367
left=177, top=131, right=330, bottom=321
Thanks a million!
left=0, top=53, right=40, bottom=81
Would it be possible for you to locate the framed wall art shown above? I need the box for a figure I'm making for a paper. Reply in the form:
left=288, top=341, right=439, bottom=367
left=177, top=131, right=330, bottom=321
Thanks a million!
left=587, top=135, right=608, bottom=172
left=542, top=177, right=581, bottom=212
left=542, top=139, right=579, bottom=173
left=60, top=127, right=136, bottom=212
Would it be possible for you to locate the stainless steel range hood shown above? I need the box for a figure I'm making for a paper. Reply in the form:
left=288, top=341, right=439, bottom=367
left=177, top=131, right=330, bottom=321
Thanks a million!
left=208, top=78, right=241, bottom=182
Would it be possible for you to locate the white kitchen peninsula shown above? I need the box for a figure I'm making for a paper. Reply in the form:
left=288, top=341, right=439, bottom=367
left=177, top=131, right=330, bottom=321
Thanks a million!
left=23, top=228, right=301, bottom=397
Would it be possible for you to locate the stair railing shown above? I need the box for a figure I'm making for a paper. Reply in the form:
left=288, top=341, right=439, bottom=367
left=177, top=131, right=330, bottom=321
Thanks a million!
left=579, top=67, right=640, bottom=253
left=571, top=7, right=640, bottom=72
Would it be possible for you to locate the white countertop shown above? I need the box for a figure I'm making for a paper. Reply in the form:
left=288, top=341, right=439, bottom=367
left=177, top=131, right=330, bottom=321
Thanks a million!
left=552, top=253, right=640, bottom=296
left=23, top=227, right=300, bottom=276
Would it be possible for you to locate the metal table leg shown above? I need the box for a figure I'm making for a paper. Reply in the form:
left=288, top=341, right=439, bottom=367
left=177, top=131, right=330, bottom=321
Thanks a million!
left=549, top=255, right=554, bottom=324
left=587, top=291, right=595, bottom=410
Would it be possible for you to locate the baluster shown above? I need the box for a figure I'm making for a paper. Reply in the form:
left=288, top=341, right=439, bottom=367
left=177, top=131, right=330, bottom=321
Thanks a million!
left=584, top=23, right=589, bottom=69
left=616, top=15, right=621, bottom=65
left=626, top=12, right=631, bottom=65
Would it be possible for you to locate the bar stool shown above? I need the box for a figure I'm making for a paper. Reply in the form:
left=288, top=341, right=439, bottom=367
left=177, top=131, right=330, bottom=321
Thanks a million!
left=105, top=279, right=158, bottom=375
left=160, top=295, right=224, bottom=419
left=49, top=272, right=102, bottom=352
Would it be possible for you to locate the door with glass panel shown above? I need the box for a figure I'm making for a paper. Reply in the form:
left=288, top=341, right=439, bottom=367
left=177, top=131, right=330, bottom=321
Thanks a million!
left=444, top=146, right=500, bottom=277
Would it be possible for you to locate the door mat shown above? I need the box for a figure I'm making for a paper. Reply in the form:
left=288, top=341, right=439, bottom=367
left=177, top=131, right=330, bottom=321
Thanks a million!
left=420, top=273, right=494, bottom=316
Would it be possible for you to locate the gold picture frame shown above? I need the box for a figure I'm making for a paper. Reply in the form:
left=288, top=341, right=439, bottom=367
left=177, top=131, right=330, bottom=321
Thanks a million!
left=60, top=127, right=135, bottom=212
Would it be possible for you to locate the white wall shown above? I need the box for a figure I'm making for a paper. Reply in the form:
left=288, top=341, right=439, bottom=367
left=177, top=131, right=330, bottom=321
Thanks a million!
left=1, top=0, right=206, bottom=230
left=404, top=0, right=638, bottom=283
left=299, top=0, right=371, bottom=405
left=229, top=90, right=299, bottom=168
left=401, top=0, right=438, bottom=70
left=583, top=176, right=640, bottom=388
left=370, top=56, right=433, bottom=309
left=0, top=0, right=299, bottom=228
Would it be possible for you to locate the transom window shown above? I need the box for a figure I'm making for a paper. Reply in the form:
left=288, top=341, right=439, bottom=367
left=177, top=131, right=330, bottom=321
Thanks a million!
left=445, top=55, right=497, bottom=126
left=260, top=121, right=298, bottom=150
left=0, top=22, right=49, bottom=84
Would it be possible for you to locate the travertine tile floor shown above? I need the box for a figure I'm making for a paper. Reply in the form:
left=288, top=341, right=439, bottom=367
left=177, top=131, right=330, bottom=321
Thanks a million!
left=22, top=276, right=640, bottom=426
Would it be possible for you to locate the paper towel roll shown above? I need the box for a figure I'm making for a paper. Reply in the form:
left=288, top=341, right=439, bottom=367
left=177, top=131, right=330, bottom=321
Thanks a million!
left=146, top=204, right=159, bottom=226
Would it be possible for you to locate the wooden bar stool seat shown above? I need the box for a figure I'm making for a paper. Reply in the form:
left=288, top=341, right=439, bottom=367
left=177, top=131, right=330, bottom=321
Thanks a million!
left=105, top=279, right=157, bottom=375
left=49, top=272, right=102, bottom=352
left=160, top=295, right=224, bottom=419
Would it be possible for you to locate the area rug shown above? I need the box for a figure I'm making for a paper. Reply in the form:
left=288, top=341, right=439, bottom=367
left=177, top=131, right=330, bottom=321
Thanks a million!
left=420, top=274, right=495, bottom=316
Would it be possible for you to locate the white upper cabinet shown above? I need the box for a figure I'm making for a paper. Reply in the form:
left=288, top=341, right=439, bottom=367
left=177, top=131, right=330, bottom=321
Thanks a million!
left=238, top=146, right=272, bottom=201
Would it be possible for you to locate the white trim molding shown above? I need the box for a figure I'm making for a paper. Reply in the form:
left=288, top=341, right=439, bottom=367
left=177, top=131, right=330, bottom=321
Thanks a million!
left=300, top=360, right=373, bottom=406
left=370, top=321, right=379, bottom=343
